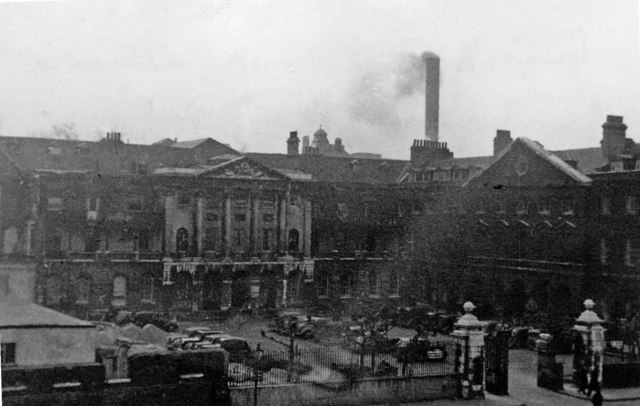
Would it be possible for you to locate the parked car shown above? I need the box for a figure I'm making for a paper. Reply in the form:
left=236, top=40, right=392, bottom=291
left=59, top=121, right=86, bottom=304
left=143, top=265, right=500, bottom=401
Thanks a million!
left=396, top=337, right=448, bottom=362
left=169, top=337, right=201, bottom=350
left=131, top=311, right=178, bottom=332
left=196, top=335, right=253, bottom=362
left=271, top=311, right=315, bottom=339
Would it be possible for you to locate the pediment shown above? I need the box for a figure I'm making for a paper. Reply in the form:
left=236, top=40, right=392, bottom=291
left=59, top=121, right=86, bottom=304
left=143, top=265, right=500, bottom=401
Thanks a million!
left=199, top=156, right=289, bottom=181
left=465, top=138, right=591, bottom=188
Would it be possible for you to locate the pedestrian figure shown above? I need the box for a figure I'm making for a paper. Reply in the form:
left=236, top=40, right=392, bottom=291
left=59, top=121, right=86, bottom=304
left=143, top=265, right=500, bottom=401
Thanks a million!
left=591, top=390, right=603, bottom=406
left=587, top=353, right=601, bottom=397
left=577, top=358, right=589, bottom=395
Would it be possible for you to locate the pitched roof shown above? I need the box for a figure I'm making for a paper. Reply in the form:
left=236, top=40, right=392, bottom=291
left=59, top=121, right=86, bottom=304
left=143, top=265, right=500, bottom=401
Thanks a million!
left=170, top=138, right=211, bottom=149
left=246, top=153, right=408, bottom=184
left=0, top=297, right=94, bottom=329
left=0, top=135, right=198, bottom=174
left=550, top=147, right=607, bottom=174
left=465, top=137, right=592, bottom=186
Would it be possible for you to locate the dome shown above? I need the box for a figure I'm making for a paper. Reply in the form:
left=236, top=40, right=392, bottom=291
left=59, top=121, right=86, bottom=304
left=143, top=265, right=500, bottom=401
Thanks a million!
left=314, top=127, right=327, bottom=137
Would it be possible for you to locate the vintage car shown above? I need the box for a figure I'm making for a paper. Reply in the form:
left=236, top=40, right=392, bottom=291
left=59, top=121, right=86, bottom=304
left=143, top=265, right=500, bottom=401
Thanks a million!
left=270, top=311, right=316, bottom=339
left=396, top=336, right=448, bottom=362
left=193, top=335, right=253, bottom=362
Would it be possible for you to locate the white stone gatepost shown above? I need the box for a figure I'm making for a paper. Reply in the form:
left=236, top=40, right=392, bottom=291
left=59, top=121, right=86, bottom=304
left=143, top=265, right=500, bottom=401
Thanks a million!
left=451, top=301, right=485, bottom=399
left=574, top=299, right=606, bottom=389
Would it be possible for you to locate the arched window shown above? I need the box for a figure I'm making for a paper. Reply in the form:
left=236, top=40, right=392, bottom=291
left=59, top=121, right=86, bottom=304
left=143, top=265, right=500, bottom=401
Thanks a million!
left=288, top=229, right=300, bottom=252
left=76, top=277, right=90, bottom=304
left=176, top=228, right=189, bottom=254
left=112, top=276, right=127, bottom=306
left=368, top=271, right=379, bottom=296
left=46, top=275, right=64, bottom=305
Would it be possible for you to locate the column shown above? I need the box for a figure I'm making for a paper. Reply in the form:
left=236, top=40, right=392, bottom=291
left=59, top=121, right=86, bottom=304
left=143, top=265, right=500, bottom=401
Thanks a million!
left=573, top=299, right=605, bottom=390
left=252, top=193, right=260, bottom=254
left=163, top=194, right=175, bottom=256
left=196, top=197, right=204, bottom=257
left=303, top=199, right=312, bottom=257
left=451, top=302, right=485, bottom=399
left=279, top=193, right=287, bottom=251
left=224, top=195, right=232, bottom=258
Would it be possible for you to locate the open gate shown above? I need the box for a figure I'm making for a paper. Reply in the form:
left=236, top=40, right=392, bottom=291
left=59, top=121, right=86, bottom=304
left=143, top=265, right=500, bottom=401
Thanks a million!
left=485, top=331, right=510, bottom=395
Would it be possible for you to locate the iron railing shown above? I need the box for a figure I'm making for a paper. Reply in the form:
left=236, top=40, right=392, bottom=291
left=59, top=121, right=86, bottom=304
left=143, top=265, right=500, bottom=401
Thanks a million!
left=228, top=342, right=459, bottom=387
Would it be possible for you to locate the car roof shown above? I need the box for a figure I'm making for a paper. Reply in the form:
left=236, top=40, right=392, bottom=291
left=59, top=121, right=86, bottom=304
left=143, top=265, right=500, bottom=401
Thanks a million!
left=183, top=326, right=211, bottom=332
left=217, top=335, right=247, bottom=342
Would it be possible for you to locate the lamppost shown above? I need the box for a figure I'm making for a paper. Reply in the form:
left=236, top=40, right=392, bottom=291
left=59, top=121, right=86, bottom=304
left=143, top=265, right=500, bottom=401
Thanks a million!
left=253, top=344, right=264, bottom=406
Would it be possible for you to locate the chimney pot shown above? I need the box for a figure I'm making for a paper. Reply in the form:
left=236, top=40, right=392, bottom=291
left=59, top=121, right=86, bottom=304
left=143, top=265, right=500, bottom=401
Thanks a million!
left=287, top=131, right=300, bottom=156
left=493, top=129, right=513, bottom=157
left=601, top=114, right=627, bottom=161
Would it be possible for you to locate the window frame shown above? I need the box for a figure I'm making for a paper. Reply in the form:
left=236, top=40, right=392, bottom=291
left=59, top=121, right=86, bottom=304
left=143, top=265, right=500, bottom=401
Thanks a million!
left=1, top=343, right=16, bottom=365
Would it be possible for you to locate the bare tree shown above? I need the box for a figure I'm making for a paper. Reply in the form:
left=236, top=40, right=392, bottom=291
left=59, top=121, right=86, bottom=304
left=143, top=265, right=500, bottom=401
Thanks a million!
left=51, top=122, right=79, bottom=140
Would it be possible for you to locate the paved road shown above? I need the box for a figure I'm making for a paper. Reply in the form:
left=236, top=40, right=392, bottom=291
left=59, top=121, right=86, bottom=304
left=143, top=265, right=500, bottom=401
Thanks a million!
left=508, top=349, right=639, bottom=405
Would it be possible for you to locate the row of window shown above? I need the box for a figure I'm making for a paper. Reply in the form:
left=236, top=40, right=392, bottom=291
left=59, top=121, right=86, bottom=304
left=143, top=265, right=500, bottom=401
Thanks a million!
left=600, top=237, right=640, bottom=266
left=178, top=227, right=300, bottom=253
left=413, top=168, right=470, bottom=182
left=316, top=271, right=400, bottom=298
left=47, top=196, right=144, bottom=212
left=600, top=196, right=640, bottom=215
left=43, top=275, right=156, bottom=307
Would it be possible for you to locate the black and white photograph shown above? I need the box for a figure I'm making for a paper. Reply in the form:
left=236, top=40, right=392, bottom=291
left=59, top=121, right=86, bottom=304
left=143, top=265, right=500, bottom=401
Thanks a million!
left=1, top=1, right=640, bottom=405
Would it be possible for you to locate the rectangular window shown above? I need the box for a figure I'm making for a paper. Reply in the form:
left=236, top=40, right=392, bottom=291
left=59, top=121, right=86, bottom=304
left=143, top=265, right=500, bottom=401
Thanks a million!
left=206, top=213, right=219, bottom=222
left=234, top=228, right=246, bottom=248
left=625, top=238, right=632, bottom=266
left=204, top=228, right=217, bottom=251
left=262, top=229, right=272, bottom=251
left=141, top=277, right=155, bottom=302
left=127, top=195, right=143, bottom=212
left=178, top=194, right=191, bottom=207
left=262, top=213, right=274, bottom=222
left=318, top=276, right=330, bottom=297
left=47, top=197, right=63, bottom=211
left=261, top=199, right=275, bottom=211
left=600, top=238, right=608, bottom=265
left=87, top=196, right=99, bottom=211
left=1, top=343, right=16, bottom=365
left=601, top=197, right=611, bottom=215
left=235, top=213, right=246, bottom=222
left=516, top=200, right=527, bottom=215
left=627, top=196, right=637, bottom=214
left=539, top=200, right=551, bottom=216
left=206, top=198, right=220, bottom=210
left=562, top=199, right=575, bottom=216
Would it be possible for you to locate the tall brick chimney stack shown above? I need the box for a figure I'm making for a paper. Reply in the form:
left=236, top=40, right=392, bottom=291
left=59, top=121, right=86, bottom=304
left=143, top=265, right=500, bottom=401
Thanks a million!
left=601, top=115, right=627, bottom=161
left=287, top=131, right=300, bottom=156
left=493, top=130, right=513, bottom=156
left=422, top=51, right=440, bottom=142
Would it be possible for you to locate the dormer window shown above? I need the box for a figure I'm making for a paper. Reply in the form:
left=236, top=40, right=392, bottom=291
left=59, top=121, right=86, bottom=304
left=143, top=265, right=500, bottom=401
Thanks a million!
left=130, top=162, right=148, bottom=175
left=47, top=146, right=62, bottom=155
left=76, top=143, right=90, bottom=157
left=47, top=197, right=63, bottom=211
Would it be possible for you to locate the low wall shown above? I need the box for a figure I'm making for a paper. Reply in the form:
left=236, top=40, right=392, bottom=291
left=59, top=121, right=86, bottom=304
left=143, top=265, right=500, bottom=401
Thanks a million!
left=2, top=379, right=227, bottom=406
left=231, top=374, right=460, bottom=406
left=603, top=362, right=640, bottom=388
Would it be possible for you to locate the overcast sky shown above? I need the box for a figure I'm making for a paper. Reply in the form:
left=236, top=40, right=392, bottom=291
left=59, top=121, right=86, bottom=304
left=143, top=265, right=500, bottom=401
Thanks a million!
left=0, top=0, right=639, bottom=159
